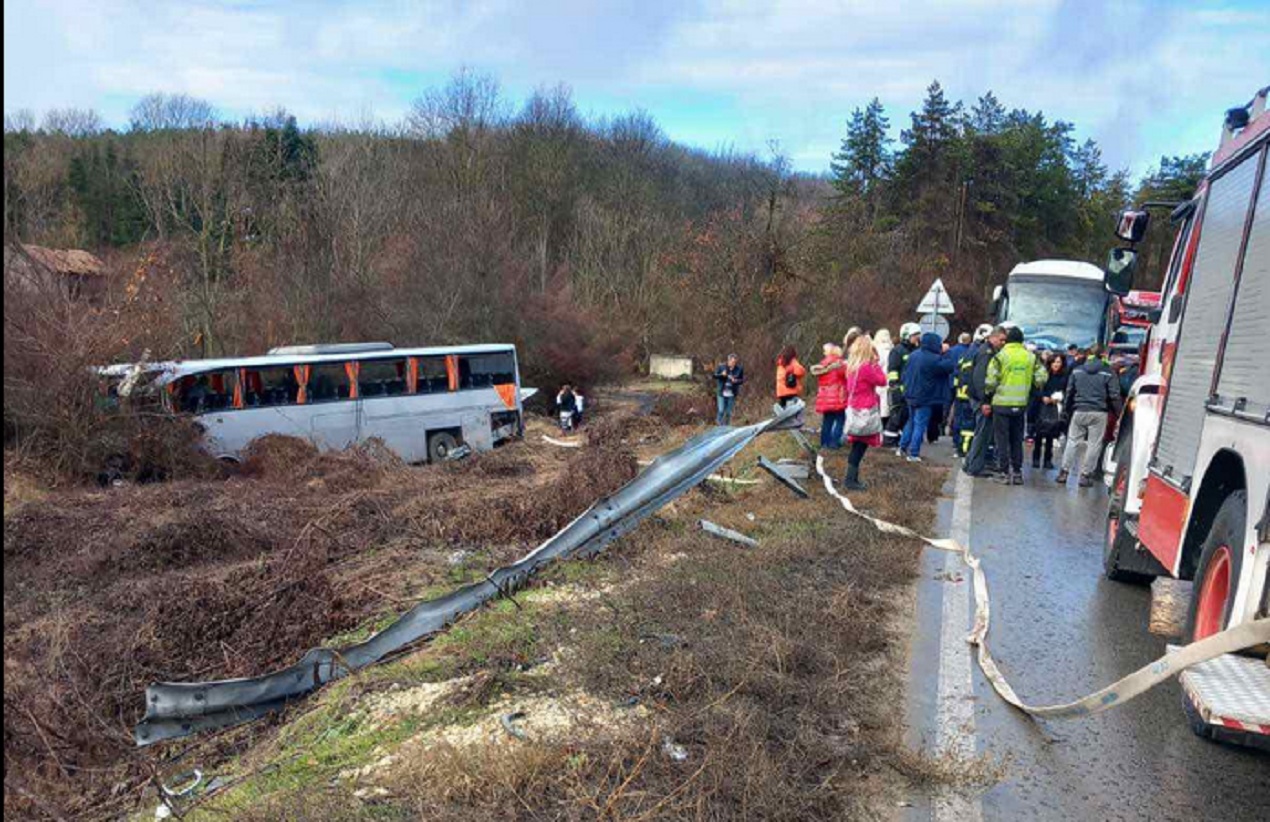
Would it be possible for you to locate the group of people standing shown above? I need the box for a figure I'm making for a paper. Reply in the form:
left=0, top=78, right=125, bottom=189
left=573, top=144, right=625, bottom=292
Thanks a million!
left=710, top=320, right=1121, bottom=493
left=958, top=326, right=1122, bottom=486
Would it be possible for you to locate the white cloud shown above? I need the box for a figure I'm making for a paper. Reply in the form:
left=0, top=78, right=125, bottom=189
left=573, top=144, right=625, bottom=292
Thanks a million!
left=4, top=0, right=1266, bottom=173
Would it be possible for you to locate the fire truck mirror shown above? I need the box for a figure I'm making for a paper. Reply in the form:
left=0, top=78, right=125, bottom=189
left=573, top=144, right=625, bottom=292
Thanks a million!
left=1105, top=248, right=1138, bottom=296
left=1114, top=209, right=1150, bottom=244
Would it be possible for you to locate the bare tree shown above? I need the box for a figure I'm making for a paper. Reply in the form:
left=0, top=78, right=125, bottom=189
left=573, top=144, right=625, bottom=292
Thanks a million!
left=40, top=108, right=104, bottom=137
left=129, top=93, right=217, bottom=132
left=5, top=109, right=37, bottom=133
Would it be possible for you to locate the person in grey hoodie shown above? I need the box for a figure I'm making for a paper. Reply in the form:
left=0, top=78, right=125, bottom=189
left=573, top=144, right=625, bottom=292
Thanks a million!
left=1056, top=350, right=1123, bottom=487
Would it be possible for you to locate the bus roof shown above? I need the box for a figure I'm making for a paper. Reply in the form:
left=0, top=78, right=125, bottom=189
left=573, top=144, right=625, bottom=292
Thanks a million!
left=113, top=343, right=518, bottom=385
left=1007, top=259, right=1105, bottom=281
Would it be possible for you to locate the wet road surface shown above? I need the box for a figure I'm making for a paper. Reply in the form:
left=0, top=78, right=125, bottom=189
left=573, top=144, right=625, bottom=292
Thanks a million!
left=904, top=441, right=1268, bottom=821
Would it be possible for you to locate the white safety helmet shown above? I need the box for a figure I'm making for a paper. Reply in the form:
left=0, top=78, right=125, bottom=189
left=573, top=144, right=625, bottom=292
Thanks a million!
left=900, top=322, right=922, bottom=340
left=973, top=323, right=994, bottom=342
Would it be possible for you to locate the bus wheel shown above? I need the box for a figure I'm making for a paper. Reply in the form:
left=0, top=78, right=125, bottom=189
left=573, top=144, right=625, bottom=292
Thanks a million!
left=428, top=431, right=461, bottom=463
left=1185, top=491, right=1246, bottom=642
left=1104, top=453, right=1152, bottom=584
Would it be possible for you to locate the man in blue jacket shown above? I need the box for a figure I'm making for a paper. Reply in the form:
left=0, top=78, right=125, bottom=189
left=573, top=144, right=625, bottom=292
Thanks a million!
left=897, top=332, right=957, bottom=462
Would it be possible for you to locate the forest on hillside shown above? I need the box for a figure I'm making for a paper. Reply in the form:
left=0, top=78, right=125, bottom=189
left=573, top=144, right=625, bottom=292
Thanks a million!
left=4, top=72, right=1207, bottom=462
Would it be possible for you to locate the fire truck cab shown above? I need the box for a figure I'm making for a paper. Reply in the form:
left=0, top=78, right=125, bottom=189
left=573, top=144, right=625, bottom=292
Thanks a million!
left=1103, top=85, right=1269, bottom=746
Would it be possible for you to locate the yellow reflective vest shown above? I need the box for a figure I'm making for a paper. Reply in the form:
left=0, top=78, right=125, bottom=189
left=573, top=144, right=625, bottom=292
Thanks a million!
left=985, top=343, right=1046, bottom=408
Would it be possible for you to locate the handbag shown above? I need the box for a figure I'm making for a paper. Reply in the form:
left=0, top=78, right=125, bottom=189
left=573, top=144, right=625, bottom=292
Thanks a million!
left=844, top=367, right=883, bottom=437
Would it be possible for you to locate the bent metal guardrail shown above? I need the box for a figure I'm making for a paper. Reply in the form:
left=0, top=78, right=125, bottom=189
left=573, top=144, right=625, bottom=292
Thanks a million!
left=135, top=400, right=805, bottom=746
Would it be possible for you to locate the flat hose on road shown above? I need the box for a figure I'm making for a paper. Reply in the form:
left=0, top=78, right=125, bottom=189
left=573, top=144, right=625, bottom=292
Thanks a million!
left=133, top=402, right=805, bottom=746
left=814, top=456, right=1270, bottom=719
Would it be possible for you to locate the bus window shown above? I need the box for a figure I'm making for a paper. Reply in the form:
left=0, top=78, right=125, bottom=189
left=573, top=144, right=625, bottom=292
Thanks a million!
left=309, top=363, right=349, bottom=403
left=242, top=367, right=300, bottom=407
left=459, top=353, right=515, bottom=389
left=176, top=370, right=236, bottom=412
left=417, top=356, right=448, bottom=393
left=359, top=359, right=408, bottom=398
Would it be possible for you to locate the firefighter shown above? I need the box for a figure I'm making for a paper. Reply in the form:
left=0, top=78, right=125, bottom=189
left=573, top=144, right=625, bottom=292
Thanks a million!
left=963, top=324, right=1005, bottom=477
left=884, top=322, right=922, bottom=450
left=954, top=324, right=993, bottom=457
left=985, top=325, right=1047, bottom=485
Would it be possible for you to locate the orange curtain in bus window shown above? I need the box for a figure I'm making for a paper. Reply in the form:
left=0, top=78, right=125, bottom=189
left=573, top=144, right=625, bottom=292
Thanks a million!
left=233, top=369, right=245, bottom=409
left=494, top=383, right=517, bottom=410
left=294, top=364, right=311, bottom=404
left=344, top=361, right=361, bottom=399
left=445, top=355, right=459, bottom=391
left=406, top=358, right=419, bottom=394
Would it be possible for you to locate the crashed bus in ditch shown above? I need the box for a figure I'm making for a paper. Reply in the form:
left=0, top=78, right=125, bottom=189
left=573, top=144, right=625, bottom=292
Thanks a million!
left=100, top=342, right=534, bottom=463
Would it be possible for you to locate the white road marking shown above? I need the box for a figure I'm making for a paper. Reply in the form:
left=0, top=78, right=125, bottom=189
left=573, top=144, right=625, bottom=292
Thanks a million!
left=933, top=468, right=983, bottom=822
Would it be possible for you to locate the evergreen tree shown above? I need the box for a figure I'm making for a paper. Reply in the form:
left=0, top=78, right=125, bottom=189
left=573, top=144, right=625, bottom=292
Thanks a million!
left=969, top=92, right=1006, bottom=135
left=830, top=97, right=892, bottom=203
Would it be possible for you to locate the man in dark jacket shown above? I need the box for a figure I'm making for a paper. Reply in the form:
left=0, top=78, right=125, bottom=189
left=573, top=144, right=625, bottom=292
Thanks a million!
left=884, top=323, right=921, bottom=446
left=897, top=332, right=956, bottom=462
left=714, top=354, right=745, bottom=425
left=1057, top=350, right=1122, bottom=486
left=962, top=325, right=1006, bottom=477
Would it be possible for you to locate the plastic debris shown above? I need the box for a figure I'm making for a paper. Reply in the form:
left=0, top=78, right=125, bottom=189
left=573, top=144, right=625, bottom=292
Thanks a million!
left=662, top=736, right=689, bottom=763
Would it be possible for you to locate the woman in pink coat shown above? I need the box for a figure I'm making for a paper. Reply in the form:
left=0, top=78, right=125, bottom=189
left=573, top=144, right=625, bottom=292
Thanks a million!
left=811, top=343, right=846, bottom=449
left=842, top=335, right=888, bottom=491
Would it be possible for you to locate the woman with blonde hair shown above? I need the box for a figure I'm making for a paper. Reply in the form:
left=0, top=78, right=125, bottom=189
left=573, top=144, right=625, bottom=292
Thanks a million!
left=841, top=334, right=888, bottom=490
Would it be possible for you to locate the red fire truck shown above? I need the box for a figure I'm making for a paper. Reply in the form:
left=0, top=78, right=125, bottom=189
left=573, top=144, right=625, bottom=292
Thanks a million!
left=1103, top=85, right=1269, bottom=747
left=1105, top=289, right=1161, bottom=362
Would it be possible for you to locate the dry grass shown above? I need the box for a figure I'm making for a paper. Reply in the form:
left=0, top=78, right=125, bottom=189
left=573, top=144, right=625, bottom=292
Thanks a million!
left=187, top=431, right=949, bottom=821
left=2, top=425, right=638, bottom=820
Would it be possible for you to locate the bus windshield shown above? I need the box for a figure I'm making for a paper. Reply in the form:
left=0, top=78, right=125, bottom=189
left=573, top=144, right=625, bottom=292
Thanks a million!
left=1004, top=278, right=1107, bottom=350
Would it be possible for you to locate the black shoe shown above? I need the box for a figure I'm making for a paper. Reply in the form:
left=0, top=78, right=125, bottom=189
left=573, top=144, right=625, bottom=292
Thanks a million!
left=1012, top=473, right=1024, bottom=485
left=1055, top=470, right=1069, bottom=484
left=1043, top=460, right=1055, bottom=471
left=843, top=478, right=868, bottom=491
left=1079, top=475, right=1094, bottom=488
left=994, top=471, right=1014, bottom=485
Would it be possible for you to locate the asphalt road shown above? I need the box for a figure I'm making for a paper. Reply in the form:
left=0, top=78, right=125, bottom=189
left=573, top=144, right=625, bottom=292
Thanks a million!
left=904, top=441, right=1268, bottom=821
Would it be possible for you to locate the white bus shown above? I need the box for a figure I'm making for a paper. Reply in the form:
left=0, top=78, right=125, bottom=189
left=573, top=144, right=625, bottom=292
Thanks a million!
left=116, top=342, right=529, bottom=463
left=992, top=259, right=1110, bottom=350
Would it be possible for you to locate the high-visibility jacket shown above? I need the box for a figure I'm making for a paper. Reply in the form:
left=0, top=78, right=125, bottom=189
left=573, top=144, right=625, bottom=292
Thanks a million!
left=985, top=342, right=1046, bottom=408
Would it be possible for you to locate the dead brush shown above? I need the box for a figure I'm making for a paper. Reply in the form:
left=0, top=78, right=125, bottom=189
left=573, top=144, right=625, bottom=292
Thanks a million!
left=3, top=429, right=641, bottom=819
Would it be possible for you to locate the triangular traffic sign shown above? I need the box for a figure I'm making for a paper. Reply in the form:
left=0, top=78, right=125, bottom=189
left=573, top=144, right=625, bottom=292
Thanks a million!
left=916, top=278, right=955, bottom=314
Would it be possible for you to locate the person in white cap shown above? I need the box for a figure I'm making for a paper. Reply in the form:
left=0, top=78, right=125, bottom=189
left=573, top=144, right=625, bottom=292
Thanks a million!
left=884, top=322, right=922, bottom=449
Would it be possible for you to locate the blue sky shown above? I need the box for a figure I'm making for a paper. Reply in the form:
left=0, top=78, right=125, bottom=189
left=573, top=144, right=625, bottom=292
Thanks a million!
left=5, top=0, right=1268, bottom=176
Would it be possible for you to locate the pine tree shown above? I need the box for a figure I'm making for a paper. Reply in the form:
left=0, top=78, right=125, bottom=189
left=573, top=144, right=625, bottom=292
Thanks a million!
left=830, top=97, right=892, bottom=204
left=969, top=92, right=1006, bottom=135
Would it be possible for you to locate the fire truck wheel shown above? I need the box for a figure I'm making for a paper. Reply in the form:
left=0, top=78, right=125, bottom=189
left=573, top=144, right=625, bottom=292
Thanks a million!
left=1103, top=455, right=1152, bottom=584
left=1185, top=491, right=1247, bottom=642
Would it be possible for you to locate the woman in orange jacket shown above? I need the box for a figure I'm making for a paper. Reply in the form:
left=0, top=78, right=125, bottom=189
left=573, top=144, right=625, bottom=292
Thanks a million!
left=775, top=345, right=806, bottom=408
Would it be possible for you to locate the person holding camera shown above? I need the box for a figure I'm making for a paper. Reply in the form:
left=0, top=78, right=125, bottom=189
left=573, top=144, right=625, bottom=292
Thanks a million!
left=714, top=354, right=745, bottom=425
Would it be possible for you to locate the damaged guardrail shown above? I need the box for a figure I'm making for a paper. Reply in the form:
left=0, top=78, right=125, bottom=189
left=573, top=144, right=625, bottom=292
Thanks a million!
left=135, top=401, right=805, bottom=746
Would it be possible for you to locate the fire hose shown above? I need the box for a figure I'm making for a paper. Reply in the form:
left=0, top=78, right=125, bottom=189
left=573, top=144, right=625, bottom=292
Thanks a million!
left=813, top=455, right=1270, bottom=718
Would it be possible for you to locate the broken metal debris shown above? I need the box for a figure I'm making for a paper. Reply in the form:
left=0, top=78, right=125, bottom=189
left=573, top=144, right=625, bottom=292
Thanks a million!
left=134, top=401, right=806, bottom=746
left=698, top=519, right=759, bottom=548
left=757, top=456, right=809, bottom=499
left=500, top=711, right=528, bottom=741
left=773, top=458, right=810, bottom=480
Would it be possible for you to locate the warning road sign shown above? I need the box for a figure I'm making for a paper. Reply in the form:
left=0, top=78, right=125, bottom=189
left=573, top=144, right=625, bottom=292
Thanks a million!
left=917, top=278, right=956, bottom=314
